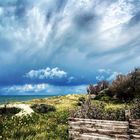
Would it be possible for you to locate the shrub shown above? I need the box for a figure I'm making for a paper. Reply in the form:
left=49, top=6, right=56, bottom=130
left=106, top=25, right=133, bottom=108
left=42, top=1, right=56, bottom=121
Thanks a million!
left=94, top=90, right=112, bottom=102
left=71, top=100, right=126, bottom=121
left=77, top=97, right=85, bottom=106
left=109, top=74, right=134, bottom=101
left=130, top=99, right=140, bottom=119
left=31, top=104, right=56, bottom=113
left=108, top=68, right=140, bottom=102
left=0, top=107, right=21, bottom=116
left=87, top=80, right=109, bottom=95
left=104, top=108, right=125, bottom=121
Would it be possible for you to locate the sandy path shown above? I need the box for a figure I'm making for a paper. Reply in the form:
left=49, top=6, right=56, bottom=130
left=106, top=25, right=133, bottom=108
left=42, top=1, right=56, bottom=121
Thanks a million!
left=0, top=104, right=34, bottom=116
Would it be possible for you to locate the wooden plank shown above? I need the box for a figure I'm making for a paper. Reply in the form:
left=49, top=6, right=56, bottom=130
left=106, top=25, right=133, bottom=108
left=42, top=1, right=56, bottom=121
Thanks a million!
left=69, top=122, right=128, bottom=128
left=69, top=125, right=128, bottom=134
left=69, top=131, right=129, bottom=140
left=69, top=118, right=140, bottom=140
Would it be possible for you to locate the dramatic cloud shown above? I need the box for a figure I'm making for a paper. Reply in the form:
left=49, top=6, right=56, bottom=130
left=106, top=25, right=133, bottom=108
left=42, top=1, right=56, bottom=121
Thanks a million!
left=25, top=67, right=67, bottom=80
left=0, top=0, right=140, bottom=94
left=24, top=67, right=81, bottom=86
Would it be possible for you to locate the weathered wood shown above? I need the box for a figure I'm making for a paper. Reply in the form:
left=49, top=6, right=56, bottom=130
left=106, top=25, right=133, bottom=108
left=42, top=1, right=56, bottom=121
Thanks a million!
left=69, top=118, right=140, bottom=140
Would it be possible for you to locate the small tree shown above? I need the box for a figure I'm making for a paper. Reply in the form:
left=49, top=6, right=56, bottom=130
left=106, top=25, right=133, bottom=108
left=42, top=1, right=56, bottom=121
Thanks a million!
left=87, top=80, right=109, bottom=95
left=109, top=74, right=133, bottom=101
left=130, top=68, right=140, bottom=94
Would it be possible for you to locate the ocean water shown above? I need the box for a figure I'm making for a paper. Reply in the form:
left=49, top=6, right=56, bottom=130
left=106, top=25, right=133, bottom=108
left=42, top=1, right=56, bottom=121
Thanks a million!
left=0, top=95, right=56, bottom=104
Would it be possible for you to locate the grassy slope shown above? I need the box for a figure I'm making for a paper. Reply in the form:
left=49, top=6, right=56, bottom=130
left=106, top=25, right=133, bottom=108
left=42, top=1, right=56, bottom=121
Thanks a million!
left=0, top=94, right=85, bottom=140
left=0, top=94, right=129, bottom=140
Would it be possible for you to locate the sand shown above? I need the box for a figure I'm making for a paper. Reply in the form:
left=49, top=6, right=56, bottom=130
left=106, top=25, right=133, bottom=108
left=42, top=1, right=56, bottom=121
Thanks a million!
left=0, top=104, right=34, bottom=116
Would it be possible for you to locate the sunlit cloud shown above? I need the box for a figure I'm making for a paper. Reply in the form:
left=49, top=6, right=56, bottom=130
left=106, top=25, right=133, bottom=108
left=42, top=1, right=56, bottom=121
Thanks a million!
left=25, top=67, right=67, bottom=80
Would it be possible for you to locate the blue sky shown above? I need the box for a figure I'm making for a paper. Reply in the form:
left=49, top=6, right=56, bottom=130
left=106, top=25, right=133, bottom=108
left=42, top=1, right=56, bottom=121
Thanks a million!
left=0, top=0, right=140, bottom=95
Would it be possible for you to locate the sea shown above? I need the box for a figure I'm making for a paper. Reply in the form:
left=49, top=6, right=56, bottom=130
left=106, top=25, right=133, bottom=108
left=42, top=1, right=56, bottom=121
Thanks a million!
left=0, top=95, right=57, bottom=104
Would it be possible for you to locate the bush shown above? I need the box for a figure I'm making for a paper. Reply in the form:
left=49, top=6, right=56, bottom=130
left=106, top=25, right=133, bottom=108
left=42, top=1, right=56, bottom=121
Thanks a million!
left=87, top=80, right=109, bottom=95
left=71, top=98, right=126, bottom=121
left=130, top=99, right=140, bottom=119
left=0, top=107, right=21, bottom=116
left=94, top=90, right=112, bottom=102
left=31, top=104, right=56, bottom=113
left=109, top=68, right=140, bottom=102
left=77, top=97, right=85, bottom=106
left=109, top=74, right=134, bottom=101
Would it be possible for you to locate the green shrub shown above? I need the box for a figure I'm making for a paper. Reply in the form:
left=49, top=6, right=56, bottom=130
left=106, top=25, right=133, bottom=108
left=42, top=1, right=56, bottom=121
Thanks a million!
left=71, top=101, right=126, bottom=121
left=31, top=104, right=56, bottom=113
left=130, top=99, right=140, bottom=119
left=87, top=81, right=109, bottom=95
left=0, top=107, right=21, bottom=116
left=109, top=74, right=133, bottom=102
left=94, top=92, right=112, bottom=102
left=77, top=97, right=85, bottom=106
left=104, top=108, right=125, bottom=121
left=0, top=110, right=69, bottom=140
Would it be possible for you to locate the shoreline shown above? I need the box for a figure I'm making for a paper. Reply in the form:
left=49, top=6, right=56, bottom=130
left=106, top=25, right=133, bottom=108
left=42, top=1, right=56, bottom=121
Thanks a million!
left=0, top=93, right=85, bottom=105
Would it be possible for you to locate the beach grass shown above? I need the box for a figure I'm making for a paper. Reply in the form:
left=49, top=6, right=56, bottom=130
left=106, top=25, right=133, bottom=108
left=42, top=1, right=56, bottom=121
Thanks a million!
left=0, top=94, right=86, bottom=140
left=0, top=94, right=135, bottom=140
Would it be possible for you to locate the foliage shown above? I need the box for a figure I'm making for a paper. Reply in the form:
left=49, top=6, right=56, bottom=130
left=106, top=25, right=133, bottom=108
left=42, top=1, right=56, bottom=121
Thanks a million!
left=0, top=94, right=84, bottom=140
left=130, top=99, right=140, bottom=119
left=94, top=91, right=112, bottom=102
left=71, top=97, right=126, bottom=121
left=87, top=68, right=140, bottom=102
left=31, top=104, right=56, bottom=113
left=77, top=97, right=86, bottom=106
left=109, top=74, right=133, bottom=101
left=0, top=111, right=69, bottom=140
left=0, top=107, right=21, bottom=117
left=87, top=80, right=109, bottom=95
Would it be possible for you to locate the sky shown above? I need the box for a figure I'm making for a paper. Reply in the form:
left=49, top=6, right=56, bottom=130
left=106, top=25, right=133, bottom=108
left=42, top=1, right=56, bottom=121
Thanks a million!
left=0, top=0, right=140, bottom=95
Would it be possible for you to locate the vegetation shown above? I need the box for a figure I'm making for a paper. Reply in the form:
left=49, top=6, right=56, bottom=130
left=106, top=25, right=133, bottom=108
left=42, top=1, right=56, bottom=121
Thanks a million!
left=0, top=94, right=85, bottom=140
left=71, top=98, right=126, bottom=121
left=31, top=104, right=56, bottom=113
left=130, top=99, right=140, bottom=119
left=0, top=107, right=21, bottom=117
left=72, top=68, right=140, bottom=121
left=87, top=68, right=140, bottom=102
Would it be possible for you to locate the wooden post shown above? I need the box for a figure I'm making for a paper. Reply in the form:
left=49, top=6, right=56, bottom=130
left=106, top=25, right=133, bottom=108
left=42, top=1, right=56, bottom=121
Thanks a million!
left=125, top=109, right=131, bottom=121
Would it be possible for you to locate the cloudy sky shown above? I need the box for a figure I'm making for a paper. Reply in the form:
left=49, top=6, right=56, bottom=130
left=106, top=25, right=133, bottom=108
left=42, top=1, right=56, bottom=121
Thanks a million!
left=0, top=0, right=140, bottom=95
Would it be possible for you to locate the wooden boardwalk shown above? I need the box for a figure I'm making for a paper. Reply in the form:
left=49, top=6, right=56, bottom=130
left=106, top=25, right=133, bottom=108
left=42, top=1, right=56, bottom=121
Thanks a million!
left=69, top=118, right=140, bottom=140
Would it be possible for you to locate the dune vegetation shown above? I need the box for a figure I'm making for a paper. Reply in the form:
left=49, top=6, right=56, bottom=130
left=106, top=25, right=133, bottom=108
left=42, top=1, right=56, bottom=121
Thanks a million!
left=0, top=94, right=85, bottom=140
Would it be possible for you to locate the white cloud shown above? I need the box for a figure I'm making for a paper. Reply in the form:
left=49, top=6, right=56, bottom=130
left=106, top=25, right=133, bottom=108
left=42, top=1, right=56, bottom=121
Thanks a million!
left=0, top=7, right=3, bottom=16
left=96, top=75, right=105, bottom=81
left=107, top=71, right=121, bottom=81
left=5, top=84, right=49, bottom=93
left=1, top=84, right=87, bottom=95
left=98, top=69, right=111, bottom=74
left=101, top=0, right=134, bottom=31
left=25, top=67, right=67, bottom=80
left=96, top=69, right=121, bottom=81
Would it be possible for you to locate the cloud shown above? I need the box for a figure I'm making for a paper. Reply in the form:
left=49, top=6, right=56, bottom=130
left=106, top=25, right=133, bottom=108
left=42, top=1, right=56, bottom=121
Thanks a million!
left=0, top=0, right=140, bottom=87
left=4, top=84, right=49, bottom=93
left=0, top=83, right=87, bottom=95
left=101, top=0, right=134, bottom=31
left=96, top=69, right=121, bottom=82
left=24, top=67, right=80, bottom=85
left=25, top=67, right=67, bottom=80
left=107, top=71, right=121, bottom=81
